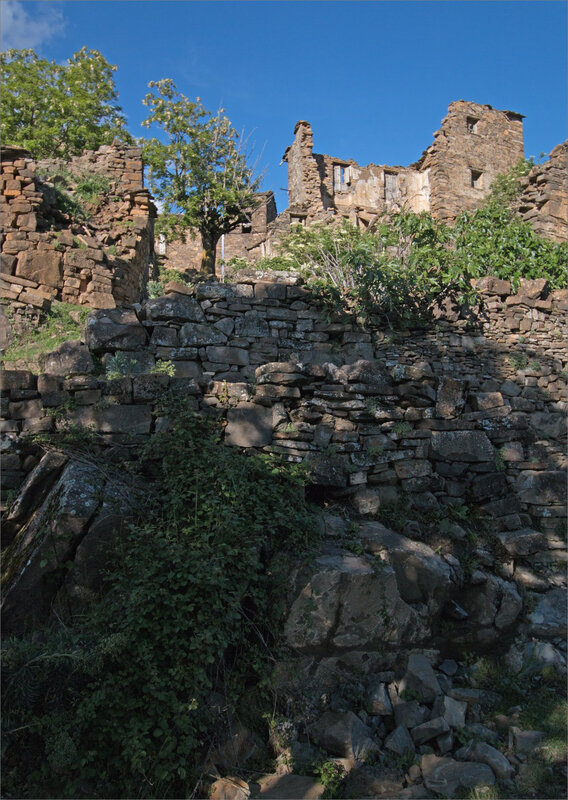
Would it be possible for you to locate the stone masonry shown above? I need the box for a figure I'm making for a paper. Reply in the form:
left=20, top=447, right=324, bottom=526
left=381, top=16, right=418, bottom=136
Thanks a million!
left=2, top=274, right=565, bottom=539
left=0, top=142, right=156, bottom=317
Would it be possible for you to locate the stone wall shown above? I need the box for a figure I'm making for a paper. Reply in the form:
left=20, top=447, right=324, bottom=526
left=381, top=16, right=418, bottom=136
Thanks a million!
left=0, top=144, right=156, bottom=318
left=35, top=141, right=145, bottom=194
left=2, top=274, right=565, bottom=543
left=516, top=142, right=568, bottom=243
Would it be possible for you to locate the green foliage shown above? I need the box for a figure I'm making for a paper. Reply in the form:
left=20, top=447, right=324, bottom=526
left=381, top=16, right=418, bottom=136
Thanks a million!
left=508, top=352, right=529, bottom=371
left=104, top=351, right=140, bottom=380
left=142, top=79, right=261, bottom=273
left=313, top=759, right=346, bottom=799
left=74, top=173, right=111, bottom=204
left=2, top=403, right=315, bottom=798
left=270, top=162, right=566, bottom=326
left=2, top=302, right=89, bottom=367
left=151, top=360, right=176, bottom=377
left=0, top=48, right=131, bottom=158
left=54, top=186, right=89, bottom=221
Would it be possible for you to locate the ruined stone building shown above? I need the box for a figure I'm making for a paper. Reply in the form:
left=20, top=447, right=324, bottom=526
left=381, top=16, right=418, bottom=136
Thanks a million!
left=159, top=99, right=567, bottom=274
left=283, top=100, right=524, bottom=225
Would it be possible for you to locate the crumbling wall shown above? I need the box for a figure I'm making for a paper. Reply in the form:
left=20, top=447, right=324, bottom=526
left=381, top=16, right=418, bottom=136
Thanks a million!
left=283, top=101, right=525, bottom=228
left=418, top=101, right=525, bottom=222
left=0, top=144, right=155, bottom=319
left=516, top=142, right=568, bottom=243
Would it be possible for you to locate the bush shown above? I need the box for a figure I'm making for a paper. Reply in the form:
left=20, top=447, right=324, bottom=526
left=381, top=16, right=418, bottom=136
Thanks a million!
left=2, top=402, right=316, bottom=798
left=268, top=163, right=566, bottom=326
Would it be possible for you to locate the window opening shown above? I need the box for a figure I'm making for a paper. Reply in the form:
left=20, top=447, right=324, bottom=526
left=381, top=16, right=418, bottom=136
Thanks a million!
left=470, top=169, right=483, bottom=189
left=384, top=172, right=398, bottom=202
left=466, top=117, right=479, bottom=134
left=333, top=164, right=350, bottom=192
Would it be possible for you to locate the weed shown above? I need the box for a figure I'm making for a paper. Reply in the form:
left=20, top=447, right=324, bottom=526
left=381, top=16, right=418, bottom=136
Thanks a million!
left=392, top=421, right=412, bottom=435
left=2, top=302, right=90, bottom=368
left=151, top=360, right=176, bottom=377
left=494, top=447, right=506, bottom=472
left=74, top=174, right=111, bottom=204
left=313, top=759, right=346, bottom=799
left=508, top=352, right=528, bottom=371
left=105, top=351, right=140, bottom=380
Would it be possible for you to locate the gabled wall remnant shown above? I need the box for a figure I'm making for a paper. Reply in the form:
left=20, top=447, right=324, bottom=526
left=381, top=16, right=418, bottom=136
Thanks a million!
left=0, top=142, right=156, bottom=320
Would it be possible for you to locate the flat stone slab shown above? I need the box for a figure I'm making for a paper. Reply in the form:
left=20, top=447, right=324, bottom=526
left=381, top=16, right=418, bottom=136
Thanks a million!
left=258, top=774, right=323, bottom=799
left=429, top=430, right=494, bottom=462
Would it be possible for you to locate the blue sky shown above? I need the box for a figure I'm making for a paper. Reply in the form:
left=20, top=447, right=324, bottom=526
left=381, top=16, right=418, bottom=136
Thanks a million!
left=1, top=0, right=566, bottom=213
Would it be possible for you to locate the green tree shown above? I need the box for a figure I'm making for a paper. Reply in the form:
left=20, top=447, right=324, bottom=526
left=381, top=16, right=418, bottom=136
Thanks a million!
left=0, top=47, right=130, bottom=158
left=141, top=79, right=261, bottom=274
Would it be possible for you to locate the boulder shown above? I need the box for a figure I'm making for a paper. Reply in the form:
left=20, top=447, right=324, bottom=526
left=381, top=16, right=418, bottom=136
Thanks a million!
left=284, top=554, right=426, bottom=652
left=384, top=724, right=416, bottom=756
left=527, top=588, right=567, bottom=638
left=454, top=741, right=513, bottom=780
left=359, top=523, right=452, bottom=607
left=420, top=754, right=495, bottom=797
left=365, top=681, right=393, bottom=715
left=257, top=774, right=323, bottom=799
left=399, top=653, right=442, bottom=704
left=411, top=717, right=450, bottom=745
left=209, top=777, right=250, bottom=800
left=310, top=710, right=377, bottom=760
left=2, top=461, right=105, bottom=633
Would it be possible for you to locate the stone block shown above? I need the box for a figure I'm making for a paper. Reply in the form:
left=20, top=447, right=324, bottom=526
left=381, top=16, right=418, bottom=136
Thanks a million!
left=16, top=250, right=62, bottom=287
left=206, top=346, right=249, bottom=366
left=86, top=308, right=147, bottom=352
left=429, top=431, right=494, bottom=462
left=145, top=294, right=205, bottom=323
left=225, top=403, right=273, bottom=447
left=1, top=370, right=36, bottom=390
left=179, top=322, right=227, bottom=347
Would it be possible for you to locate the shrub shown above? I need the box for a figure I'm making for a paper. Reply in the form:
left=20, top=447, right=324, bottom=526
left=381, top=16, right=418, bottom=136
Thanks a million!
left=2, top=402, right=316, bottom=798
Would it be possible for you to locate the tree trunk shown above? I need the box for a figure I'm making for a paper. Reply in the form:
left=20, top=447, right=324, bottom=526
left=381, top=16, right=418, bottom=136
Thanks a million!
left=200, top=229, right=219, bottom=275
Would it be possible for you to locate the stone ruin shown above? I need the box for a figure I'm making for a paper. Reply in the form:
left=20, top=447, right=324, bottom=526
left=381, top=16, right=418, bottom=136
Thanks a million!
left=0, top=141, right=156, bottom=328
left=157, top=100, right=567, bottom=274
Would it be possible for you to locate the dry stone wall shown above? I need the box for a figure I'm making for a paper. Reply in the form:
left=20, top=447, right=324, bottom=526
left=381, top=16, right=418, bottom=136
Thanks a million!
left=0, top=143, right=155, bottom=319
left=2, top=274, right=565, bottom=538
